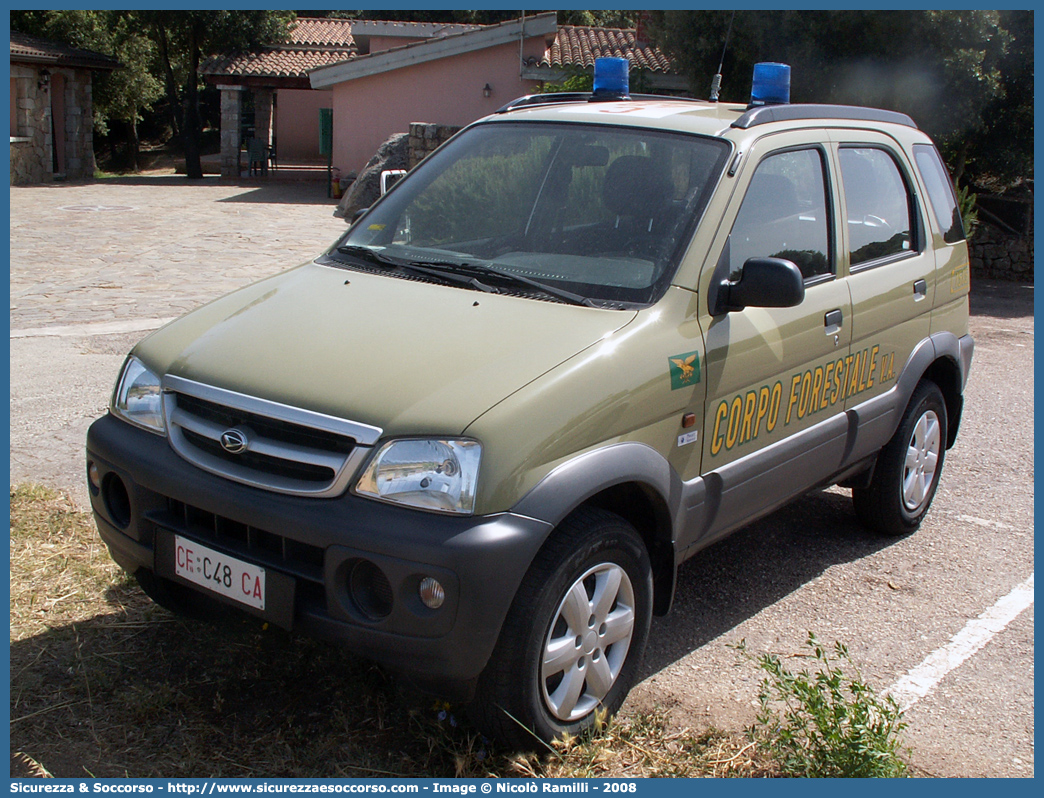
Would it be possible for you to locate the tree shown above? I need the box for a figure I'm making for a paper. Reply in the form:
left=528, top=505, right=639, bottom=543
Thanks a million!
left=960, top=10, right=1033, bottom=188
left=648, top=11, right=1027, bottom=187
left=138, top=11, right=294, bottom=179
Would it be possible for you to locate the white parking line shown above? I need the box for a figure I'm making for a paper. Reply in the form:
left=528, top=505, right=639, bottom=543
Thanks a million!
left=957, top=514, right=1015, bottom=531
left=888, top=573, right=1034, bottom=711
left=10, top=318, right=175, bottom=339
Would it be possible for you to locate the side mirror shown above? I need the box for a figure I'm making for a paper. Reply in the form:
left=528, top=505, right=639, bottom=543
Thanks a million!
left=716, top=257, right=805, bottom=314
left=380, top=169, right=407, bottom=195
left=351, top=207, right=369, bottom=223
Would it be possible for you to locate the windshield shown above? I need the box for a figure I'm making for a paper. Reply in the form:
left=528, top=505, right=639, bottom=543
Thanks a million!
left=331, top=121, right=730, bottom=306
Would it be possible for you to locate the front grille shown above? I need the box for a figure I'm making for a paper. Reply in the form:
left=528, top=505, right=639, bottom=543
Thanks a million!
left=181, top=428, right=336, bottom=484
left=176, top=393, right=355, bottom=456
left=165, top=497, right=325, bottom=584
left=162, top=376, right=382, bottom=498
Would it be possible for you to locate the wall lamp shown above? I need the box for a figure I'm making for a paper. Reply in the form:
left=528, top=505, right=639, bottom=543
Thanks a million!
left=38, top=69, right=50, bottom=91
left=483, top=83, right=492, bottom=98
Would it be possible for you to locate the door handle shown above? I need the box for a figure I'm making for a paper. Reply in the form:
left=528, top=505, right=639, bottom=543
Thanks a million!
left=824, top=309, right=843, bottom=344
left=913, top=279, right=928, bottom=300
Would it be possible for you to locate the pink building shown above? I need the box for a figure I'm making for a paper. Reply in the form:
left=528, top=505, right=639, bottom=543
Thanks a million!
left=308, top=15, right=556, bottom=174
left=201, top=15, right=683, bottom=178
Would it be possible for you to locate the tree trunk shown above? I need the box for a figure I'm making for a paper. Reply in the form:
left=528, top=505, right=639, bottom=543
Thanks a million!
left=951, top=140, right=969, bottom=186
left=129, top=117, right=141, bottom=171
left=154, top=21, right=181, bottom=139
left=183, top=21, right=204, bottom=180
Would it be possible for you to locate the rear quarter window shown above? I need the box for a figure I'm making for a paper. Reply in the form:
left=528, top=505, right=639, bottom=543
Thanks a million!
left=913, top=143, right=966, bottom=244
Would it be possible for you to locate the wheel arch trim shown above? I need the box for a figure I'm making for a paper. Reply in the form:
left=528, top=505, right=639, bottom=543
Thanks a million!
left=510, top=442, right=683, bottom=615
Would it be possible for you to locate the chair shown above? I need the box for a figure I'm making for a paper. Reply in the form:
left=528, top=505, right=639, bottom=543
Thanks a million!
left=601, top=155, right=674, bottom=256
left=246, top=138, right=268, bottom=176
left=267, top=138, right=277, bottom=171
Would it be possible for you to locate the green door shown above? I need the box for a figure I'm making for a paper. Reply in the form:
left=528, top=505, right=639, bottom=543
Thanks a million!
left=318, top=108, right=333, bottom=156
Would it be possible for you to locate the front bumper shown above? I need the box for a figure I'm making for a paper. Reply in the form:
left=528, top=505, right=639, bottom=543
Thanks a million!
left=86, top=413, right=552, bottom=683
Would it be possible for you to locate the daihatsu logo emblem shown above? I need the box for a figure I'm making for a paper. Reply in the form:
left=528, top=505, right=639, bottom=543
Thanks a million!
left=220, top=428, right=249, bottom=455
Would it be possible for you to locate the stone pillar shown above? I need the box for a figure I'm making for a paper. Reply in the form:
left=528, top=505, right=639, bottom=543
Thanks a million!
left=82, top=76, right=96, bottom=177
left=218, top=85, right=246, bottom=178
left=63, top=70, right=87, bottom=179
left=254, top=88, right=273, bottom=147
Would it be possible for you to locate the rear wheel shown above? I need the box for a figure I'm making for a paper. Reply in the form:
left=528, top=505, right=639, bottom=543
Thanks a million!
left=470, top=507, right=652, bottom=748
left=854, top=379, right=947, bottom=535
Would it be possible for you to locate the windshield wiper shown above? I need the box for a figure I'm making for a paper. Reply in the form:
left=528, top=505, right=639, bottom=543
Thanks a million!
left=335, top=245, right=496, bottom=293
left=336, top=246, right=598, bottom=306
left=424, top=260, right=597, bottom=307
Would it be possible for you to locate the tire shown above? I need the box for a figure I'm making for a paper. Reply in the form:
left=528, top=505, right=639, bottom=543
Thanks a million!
left=469, top=507, right=653, bottom=748
left=853, top=379, right=948, bottom=536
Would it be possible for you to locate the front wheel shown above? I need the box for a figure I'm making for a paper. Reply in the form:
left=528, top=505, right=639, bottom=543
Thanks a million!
left=470, top=507, right=653, bottom=748
left=853, top=379, right=948, bottom=535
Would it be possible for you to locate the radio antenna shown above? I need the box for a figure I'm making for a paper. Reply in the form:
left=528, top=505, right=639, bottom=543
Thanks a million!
left=709, top=10, right=736, bottom=102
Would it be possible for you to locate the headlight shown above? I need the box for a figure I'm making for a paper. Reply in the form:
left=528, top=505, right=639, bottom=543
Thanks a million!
left=111, top=356, right=165, bottom=434
left=355, top=438, right=481, bottom=514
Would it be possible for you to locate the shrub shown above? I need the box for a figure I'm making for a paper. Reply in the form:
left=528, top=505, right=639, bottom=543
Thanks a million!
left=956, top=183, right=979, bottom=237
left=737, top=633, right=909, bottom=778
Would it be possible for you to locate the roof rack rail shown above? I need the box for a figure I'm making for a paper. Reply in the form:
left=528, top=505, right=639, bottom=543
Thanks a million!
left=496, top=92, right=590, bottom=113
left=496, top=92, right=705, bottom=114
left=733, top=103, right=917, bottom=130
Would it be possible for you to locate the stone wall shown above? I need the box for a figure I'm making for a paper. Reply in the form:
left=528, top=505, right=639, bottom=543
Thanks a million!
left=10, top=64, right=51, bottom=185
left=10, top=65, right=96, bottom=185
left=407, top=122, right=462, bottom=169
left=969, top=226, right=1034, bottom=283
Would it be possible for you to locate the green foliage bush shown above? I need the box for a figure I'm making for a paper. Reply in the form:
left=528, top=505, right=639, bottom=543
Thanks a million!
left=406, top=136, right=552, bottom=246
left=738, top=633, right=909, bottom=778
left=956, top=184, right=979, bottom=238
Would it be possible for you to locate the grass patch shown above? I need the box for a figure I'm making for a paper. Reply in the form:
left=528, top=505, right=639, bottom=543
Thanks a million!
left=10, top=484, right=769, bottom=779
left=10, top=485, right=132, bottom=641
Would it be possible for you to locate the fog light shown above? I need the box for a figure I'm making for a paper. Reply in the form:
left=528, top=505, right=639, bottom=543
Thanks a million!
left=88, top=462, right=102, bottom=490
left=419, top=577, right=445, bottom=609
left=102, top=472, right=131, bottom=529
left=347, top=559, right=393, bottom=620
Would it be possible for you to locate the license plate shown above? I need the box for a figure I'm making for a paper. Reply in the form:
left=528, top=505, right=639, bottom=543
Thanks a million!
left=173, top=535, right=266, bottom=611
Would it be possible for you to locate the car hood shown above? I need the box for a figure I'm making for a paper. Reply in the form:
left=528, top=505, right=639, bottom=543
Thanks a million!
left=135, top=261, right=637, bottom=436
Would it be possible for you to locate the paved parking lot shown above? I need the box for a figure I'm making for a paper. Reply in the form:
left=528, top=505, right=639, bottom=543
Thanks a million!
left=9, top=177, right=1034, bottom=776
left=10, top=178, right=344, bottom=497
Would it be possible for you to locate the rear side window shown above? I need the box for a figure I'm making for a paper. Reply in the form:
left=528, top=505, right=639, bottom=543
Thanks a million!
left=839, top=147, right=914, bottom=267
left=729, top=148, right=832, bottom=280
left=914, top=143, right=966, bottom=244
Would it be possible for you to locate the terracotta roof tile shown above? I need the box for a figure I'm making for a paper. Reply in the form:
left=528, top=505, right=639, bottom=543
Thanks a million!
left=200, top=18, right=356, bottom=79
left=200, top=18, right=677, bottom=82
left=289, top=18, right=355, bottom=48
left=545, top=26, right=674, bottom=73
left=10, top=30, right=120, bottom=70
left=201, top=49, right=353, bottom=79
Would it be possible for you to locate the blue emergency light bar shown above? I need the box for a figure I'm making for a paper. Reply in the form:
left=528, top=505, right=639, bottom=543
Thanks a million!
left=592, top=57, right=630, bottom=100
left=749, top=62, right=791, bottom=106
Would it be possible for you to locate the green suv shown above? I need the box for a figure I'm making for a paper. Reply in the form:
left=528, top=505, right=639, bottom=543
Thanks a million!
left=87, top=69, right=972, bottom=746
